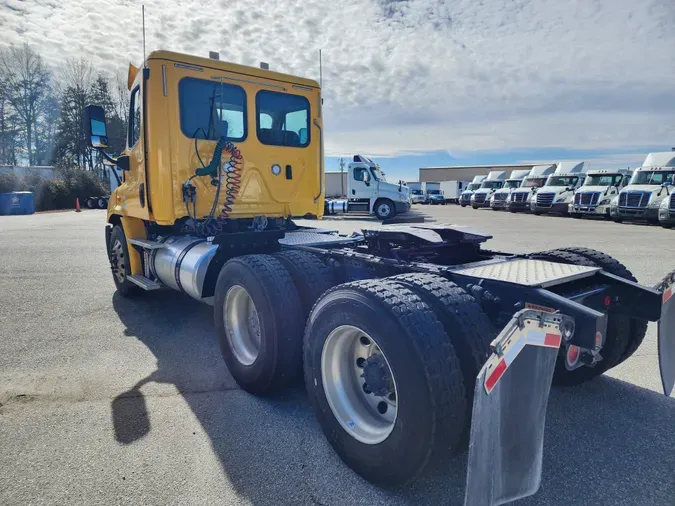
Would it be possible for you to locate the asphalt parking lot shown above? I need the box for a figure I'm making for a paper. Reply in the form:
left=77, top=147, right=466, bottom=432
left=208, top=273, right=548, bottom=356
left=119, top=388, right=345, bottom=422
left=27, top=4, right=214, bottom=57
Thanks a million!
left=1, top=207, right=674, bottom=506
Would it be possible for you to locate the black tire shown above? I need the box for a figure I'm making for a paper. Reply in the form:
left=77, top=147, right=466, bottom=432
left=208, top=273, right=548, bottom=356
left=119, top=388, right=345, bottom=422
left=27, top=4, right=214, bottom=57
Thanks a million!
left=557, top=247, right=648, bottom=364
left=510, top=209, right=517, bottom=213
left=460, top=203, right=467, bottom=208
left=533, top=211, right=542, bottom=216
left=529, top=249, right=631, bottom=385
left=98, top=198, right=106, bottom=209
left=374, top=199, right=396, bottom=221
left=662, top=223, right=673, bottom=229
left=471, top=205, right=478, bottom=210
left=613, top=218, right=623, bottom=223
left=571, top=213, right=581, bottom=219
left=86, top=198, right=95, bottom=209
left=389, top=274, right=494, bottom=418
left=274, top=250, right=336, bottom=317
left=214, top=254, right=304, bottom=395
left=108, top=225, right=141, bottom=297
left=304, top=279, right=466, bottom=486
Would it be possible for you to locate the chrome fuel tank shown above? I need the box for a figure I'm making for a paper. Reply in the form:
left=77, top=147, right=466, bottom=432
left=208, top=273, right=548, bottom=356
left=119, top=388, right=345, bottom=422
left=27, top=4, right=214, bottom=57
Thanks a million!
left=150, top=236, right=218, bottom=301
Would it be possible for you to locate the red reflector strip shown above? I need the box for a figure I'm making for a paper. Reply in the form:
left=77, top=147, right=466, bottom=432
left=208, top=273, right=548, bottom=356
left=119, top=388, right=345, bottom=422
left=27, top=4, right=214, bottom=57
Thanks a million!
left=544, top=333, right=562, bottom=348
left=485, top=359, right=507, bottom=394
left=665, top=287, right=673, bottom=304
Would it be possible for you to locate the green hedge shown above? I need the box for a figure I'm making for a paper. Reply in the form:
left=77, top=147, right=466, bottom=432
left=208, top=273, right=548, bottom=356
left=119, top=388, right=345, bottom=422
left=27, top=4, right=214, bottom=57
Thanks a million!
left=0, top=169, right=107, bottom=211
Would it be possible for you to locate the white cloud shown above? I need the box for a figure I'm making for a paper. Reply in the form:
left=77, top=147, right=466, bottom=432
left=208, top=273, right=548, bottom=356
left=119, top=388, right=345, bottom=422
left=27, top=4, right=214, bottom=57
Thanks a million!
left=2, top=0, right=674, bottom=156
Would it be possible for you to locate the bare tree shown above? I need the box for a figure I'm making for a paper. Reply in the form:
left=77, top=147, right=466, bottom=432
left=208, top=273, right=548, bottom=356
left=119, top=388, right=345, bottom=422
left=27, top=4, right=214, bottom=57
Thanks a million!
left=0, top=44, right=52, bottom=165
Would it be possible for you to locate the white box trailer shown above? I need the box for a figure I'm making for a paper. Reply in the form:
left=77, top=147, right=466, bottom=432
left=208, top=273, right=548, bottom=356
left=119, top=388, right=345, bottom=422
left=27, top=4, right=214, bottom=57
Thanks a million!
left=325, top=172, right=349, bottom=198
left=439, top=180, right=469, bottom=204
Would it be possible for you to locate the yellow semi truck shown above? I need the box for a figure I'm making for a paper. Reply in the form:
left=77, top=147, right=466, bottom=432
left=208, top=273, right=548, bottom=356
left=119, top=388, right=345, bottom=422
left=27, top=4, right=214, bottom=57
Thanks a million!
left=85, top=50, right=675, bottom=505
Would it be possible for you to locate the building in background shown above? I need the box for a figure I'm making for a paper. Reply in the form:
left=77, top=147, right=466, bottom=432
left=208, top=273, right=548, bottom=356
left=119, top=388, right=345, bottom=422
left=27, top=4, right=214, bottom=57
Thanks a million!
left=0, top=165, right=55, bottom=179
left=419, top=164, right=540, bottom=183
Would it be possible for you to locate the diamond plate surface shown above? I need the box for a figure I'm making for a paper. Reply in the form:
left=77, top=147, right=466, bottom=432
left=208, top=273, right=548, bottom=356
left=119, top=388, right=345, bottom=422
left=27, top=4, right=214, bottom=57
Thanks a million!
left=453, top=259, right=600, bottom=287
left=279, top=231, right=360, bottom=246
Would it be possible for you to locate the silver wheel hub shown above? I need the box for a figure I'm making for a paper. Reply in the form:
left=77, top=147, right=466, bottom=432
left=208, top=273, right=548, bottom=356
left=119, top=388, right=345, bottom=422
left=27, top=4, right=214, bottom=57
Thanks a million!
left=377, top=203, right=391, bottom=217
left=111, top=239, right=126, bottom=283
left=321, top=325, right=397, bottom=445
left=224, top=285, right=261, bottom=366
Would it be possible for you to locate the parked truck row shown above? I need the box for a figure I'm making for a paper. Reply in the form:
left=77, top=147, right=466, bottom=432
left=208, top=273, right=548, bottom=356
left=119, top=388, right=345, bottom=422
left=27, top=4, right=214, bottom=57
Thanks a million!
left=452, top=153, right=675, bottom=228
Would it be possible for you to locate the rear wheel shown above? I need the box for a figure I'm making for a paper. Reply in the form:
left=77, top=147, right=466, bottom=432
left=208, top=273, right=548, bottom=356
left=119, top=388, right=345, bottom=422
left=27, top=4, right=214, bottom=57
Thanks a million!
left=86, top=198, right=95, bottom=209
left=389, top=274, right=493, bottom=422
left=558, top=247, right=648, bottom=364
left=108, top=225, right=140, bottom=297
left=374, top=199, right=395, bottom=221
left=529, top=249, right=634, bottom=385
left=214, top=254, right=304, bottom=395
left=274, top=250, right=336, bottom=316
left=304, top=279, right=466, bottom=486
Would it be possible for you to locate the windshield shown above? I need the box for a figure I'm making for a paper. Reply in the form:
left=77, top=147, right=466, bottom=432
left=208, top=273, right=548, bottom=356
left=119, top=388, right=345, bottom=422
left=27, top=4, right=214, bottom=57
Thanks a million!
left=480, top=181, right=503, bottom=190
left=504, top=180, right=521, bottom=189
left=521, top=177, right=547, bottom=188
left=369, top=168, right=383, bottom=181
left=546, top=176, right=580, bottom=187
left=584, top=174, right=624, bottom=187
left=467, top=183, right=482, bottom=191
left=428, top=189, right=442, bottom=195
left=411, top=189, right=423, bottom=195
left=630, top=170, right=675, bottom=185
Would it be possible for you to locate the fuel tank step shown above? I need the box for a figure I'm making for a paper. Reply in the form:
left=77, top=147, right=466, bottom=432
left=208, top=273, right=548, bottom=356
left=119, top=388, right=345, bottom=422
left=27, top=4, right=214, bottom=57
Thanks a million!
left=128, top=238, right=166, bottom=250
left=127, top=275, right=162, bottom=290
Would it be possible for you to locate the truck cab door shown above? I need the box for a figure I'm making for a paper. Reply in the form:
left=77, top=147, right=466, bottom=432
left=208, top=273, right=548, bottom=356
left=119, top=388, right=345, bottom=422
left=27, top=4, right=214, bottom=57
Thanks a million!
left=350, top=167, right=373, bottom=201
left=120, top=85, right=150, bottom=219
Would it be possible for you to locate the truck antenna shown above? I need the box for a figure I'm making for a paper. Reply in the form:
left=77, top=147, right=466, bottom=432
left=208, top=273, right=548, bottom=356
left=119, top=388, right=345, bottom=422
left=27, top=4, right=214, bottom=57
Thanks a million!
left=142, top=5, right=147, bottom=67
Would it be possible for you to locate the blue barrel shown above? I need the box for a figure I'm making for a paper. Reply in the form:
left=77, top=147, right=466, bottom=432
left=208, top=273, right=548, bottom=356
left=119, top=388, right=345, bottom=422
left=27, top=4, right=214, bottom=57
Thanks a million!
left=0, top=191, right=35, bottom=215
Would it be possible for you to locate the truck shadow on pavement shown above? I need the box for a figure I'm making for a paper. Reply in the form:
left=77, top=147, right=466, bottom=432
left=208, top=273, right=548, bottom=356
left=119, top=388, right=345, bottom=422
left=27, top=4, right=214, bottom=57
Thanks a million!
left=112, top=290, right=675, bottom=506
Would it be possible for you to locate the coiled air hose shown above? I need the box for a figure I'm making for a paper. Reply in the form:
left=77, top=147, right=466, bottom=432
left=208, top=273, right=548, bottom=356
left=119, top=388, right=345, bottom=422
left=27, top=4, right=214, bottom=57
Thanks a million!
left=186, top=136, right=243, bottom=236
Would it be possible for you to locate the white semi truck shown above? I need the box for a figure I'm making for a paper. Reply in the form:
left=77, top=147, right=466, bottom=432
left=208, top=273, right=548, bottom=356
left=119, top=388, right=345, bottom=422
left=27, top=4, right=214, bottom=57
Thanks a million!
left=507, top=164, right=556, bottom=213
left=470, top=171, right=506, bottom=209
left=569, top=168, right=632, bottom=219
left=490, top=169, right=531, bottom=210
left=407, top=182, right=426, bottom=204
left=611, top=152, right=675, bottom=224
left=325, top=155, right=411, bottom=220
left=531, top=161, right=586, bottom=215
left=459, top=175, right=487, bottom=207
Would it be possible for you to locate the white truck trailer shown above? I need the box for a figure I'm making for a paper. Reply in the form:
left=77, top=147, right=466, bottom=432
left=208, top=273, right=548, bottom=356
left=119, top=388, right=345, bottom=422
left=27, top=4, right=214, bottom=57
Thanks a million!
left=532, top=161, right=586, bottom=215
left=569, top=168, right=632, bottom=219
left=407, top=181, right=426, bottom=204
left=439, top=180, right=468, bottom=204
left=470, top=171, right=507, bottom=209
left=459, top=175, right=487, bottom=207
left=490, top=169, right=531, bottom=210
left=325, top=155, right=411, bottom=220
left=611, top=152, right=675, bottom=224
left=507, top=164, right=556, bottom=213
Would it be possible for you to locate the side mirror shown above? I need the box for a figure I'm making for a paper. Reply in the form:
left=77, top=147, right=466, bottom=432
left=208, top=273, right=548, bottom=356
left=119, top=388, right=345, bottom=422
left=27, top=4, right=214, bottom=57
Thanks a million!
left=83, top=105, right=109, bottom=149
left=116, top=155, right=130, bottom=171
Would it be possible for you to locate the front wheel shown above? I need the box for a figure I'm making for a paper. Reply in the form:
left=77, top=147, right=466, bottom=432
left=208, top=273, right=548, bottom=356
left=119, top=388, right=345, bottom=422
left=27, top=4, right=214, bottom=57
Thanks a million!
left=108, top=225, right=140, bottom=297
left=374, top=199, right=395, bottom=221
left=304, top=279, right=467, bottom=486
left=460, top=203, right=467, bottom=208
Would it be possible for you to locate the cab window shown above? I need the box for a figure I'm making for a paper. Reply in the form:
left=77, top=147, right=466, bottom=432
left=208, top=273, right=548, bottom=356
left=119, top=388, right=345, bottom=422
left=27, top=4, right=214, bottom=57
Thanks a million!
left=128, top=87, right=141, bottom=147
left=256, top=91, right=310, bottom=147
left=353, top=167, right=370, bottom=182
left=178, top=78, right=246, bottom=141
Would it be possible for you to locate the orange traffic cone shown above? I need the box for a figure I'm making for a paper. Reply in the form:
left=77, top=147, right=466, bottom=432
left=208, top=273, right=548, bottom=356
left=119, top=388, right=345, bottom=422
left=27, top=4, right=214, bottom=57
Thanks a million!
left=75, top=198, right=81, bottom=212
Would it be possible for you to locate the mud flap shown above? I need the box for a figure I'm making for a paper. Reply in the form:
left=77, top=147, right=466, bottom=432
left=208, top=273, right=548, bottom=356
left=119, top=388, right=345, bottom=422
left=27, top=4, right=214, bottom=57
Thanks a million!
left=658, top=284, right=675, bottom=397
left=464, top=309, right=572, bottom=506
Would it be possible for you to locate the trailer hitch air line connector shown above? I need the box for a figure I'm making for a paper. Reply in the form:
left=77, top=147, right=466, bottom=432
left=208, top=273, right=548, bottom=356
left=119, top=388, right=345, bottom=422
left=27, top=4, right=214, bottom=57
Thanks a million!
left=464, top=309, right=571, bottom=506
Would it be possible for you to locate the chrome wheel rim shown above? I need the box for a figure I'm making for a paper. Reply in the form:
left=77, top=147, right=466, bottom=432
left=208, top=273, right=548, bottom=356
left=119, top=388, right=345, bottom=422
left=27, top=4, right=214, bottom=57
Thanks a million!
left=377, top=203, right=391, bottom=217
left=224, top=285, right=261, bottom=366
left=321, top=325, right=398, bottom=445
left=111, top=239, right=126, bottom=283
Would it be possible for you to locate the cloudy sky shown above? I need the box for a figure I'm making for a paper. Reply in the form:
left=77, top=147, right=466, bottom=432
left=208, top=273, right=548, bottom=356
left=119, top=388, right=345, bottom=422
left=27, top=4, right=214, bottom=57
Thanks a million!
left=2, top=0, right=674, bottom=179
